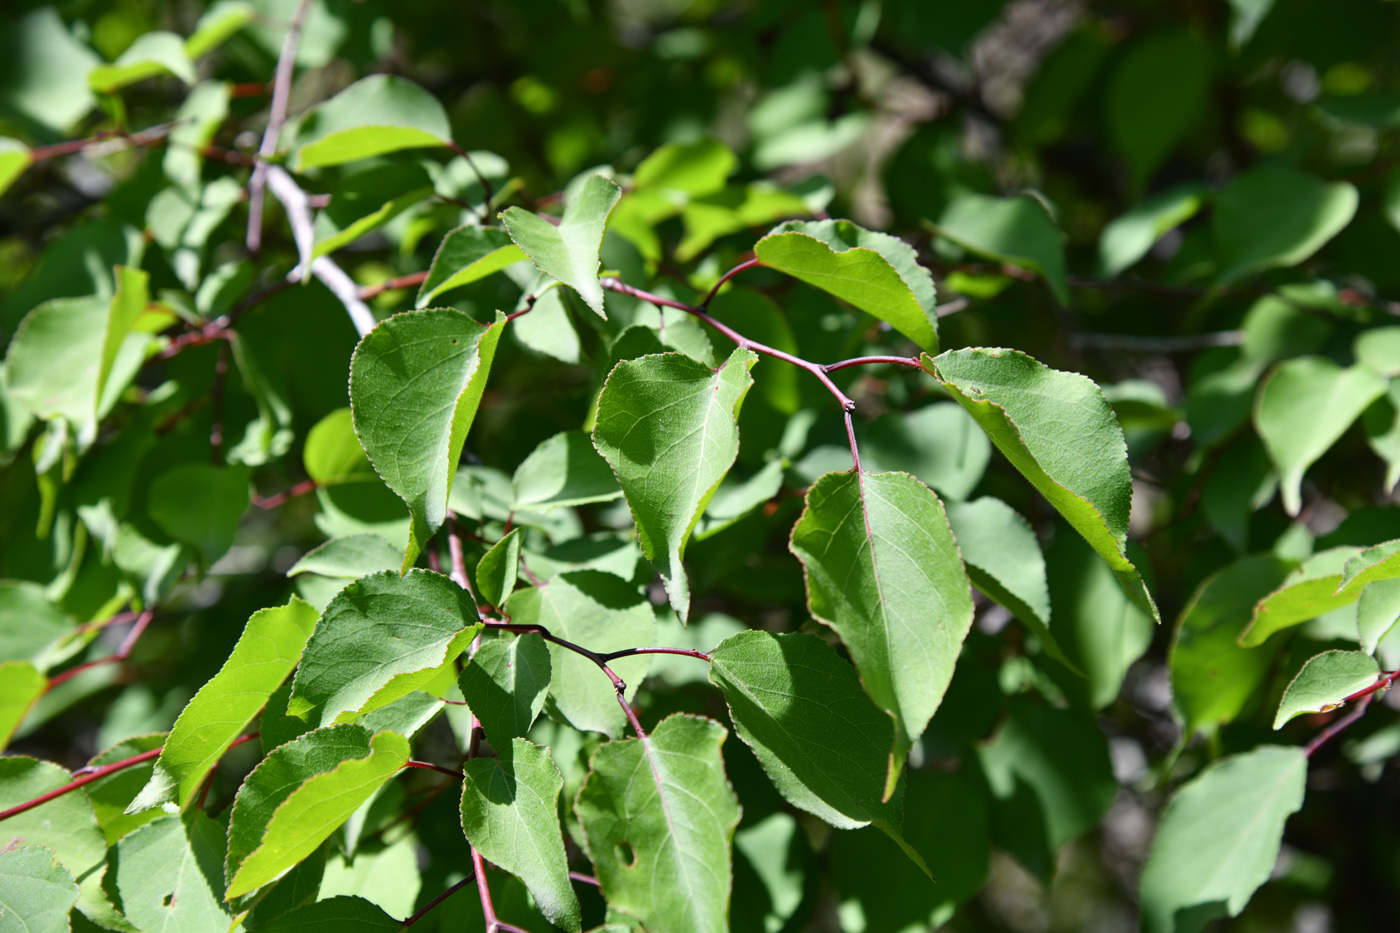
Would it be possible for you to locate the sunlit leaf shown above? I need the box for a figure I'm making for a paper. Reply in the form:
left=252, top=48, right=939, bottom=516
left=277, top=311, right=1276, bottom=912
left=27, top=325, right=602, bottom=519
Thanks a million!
left=476, top=528, right=523, bottom=608
left=0, top=661, right=44, bottom=752
left=512, top=431, right=622, bottom=511
left=593, top=347, right=756, bottom=622
left=1241, top=547, right=1361, bottom=647
left=1274, top=650, right=1378, bottom=729
left=89, top=31, right=195, bottom=92
left=501, top=175, right=621, bottom=317
left=293, top=75, right=453, bottom=170
left=416, top=226, right=525, bottom=308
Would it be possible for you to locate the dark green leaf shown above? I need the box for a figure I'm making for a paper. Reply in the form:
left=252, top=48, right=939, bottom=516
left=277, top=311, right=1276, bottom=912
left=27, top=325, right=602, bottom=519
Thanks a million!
left=147, top=464, right=250, bottom=565
left=1215, top=168, right=1359, bottom=284
left=475, top=528, right=523, bottom=608
left=934, top=195, right=1069, bottom=305
left=512, top=431, right=622, bottom=511
left=458, top=634, right=551, bottom=749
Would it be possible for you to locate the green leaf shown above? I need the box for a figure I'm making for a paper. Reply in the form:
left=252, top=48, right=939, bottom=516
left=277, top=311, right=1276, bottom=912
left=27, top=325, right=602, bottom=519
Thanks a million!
left=832, top=771, right=989, bottom=932
left=416, top=226, right=525, bottom=308
left=0, top=661, right=44, bottom=752
left=0, top=582, right=72, bottom=671
left=225, top=725, right=411, bottom=900
left=926, top=347, right=1159, bottom=622
left=1139, top=746, right=1307, bottom=933
left=147, top=463, right=250, bottom=565
left=593, top=347, right=758, bottom=622
left=789, top=470, right=974, bottom=795
left=1240, top=547, right=1361, bottom=647
left=312, top=164, right=434, bottom=260
left=476, top=528, right=523, bottom=608
left=1254, top=357, right=1385, bottom=516
left=4, top=295, right=150, bottom=446
left=977, top=700, right=1116, bottom=880
left=1105, top=29, right=1212, bottom=190
left=934, top=194, right=1069, bottom=305
left=513, top=287, right=581, bottom=363
left=458, top=634, right=551, bottom=749
left=1043, top=529, right=1155, bottom=709
left=944, top=497, right=1053, bottom=654
left=753, top=219, right=939, bottom=352
left=293, top=75, right=453, bottom=170
left=88, top=31, right=195, bottom=92
left=0, top=757, right=112, bottom=928
left=501, top=175, right=621, bottom=317
left=460, top=739, right=581, bottom=932
left=708, top=631, right=901, bottom=828
left=575, top=714, right=741, bottom=933
left=1170, top=551, right=1288, bottom=734
left=0, top=847, right=79, bottom=933
left=349, top=309, right=505, bottom=571
left=82, top=734, right=165, bottom=843
left=129, top=597, right=317, bottom=812
left=503, top=571, right=654, bottom=738
left=862, top=402, right=991, bottom=502
left=632, top=138, right=735, bottom=195
left=115, top=814, right=230, bottom=931
left=1215, top=168, right=1359, bottom=284
left=288, top=570, right=482, bottom=727
left=254, top=895, right=401, bottom=932
left=512, top=431, right=622, bottom=511
left=0, top=138, right=32, bottom=200
left=303, top=408, right=377, bottom=486
left=1098, top=183, right=1209, bottom=277
left=288, top=535, right=403, bottom=579
left=732, top=813, right=816, bottom=933
left=1274, top=650, right=1379, bottom=729
left=1358, top=578, right=1400, bottom=654
left=1335, top=538, right=1400, bottom=596
left=694, top=459, right=785, bottom=540
left=185, top=2, right=255, bottom=59
left=677, top=182, right=811, bottom=261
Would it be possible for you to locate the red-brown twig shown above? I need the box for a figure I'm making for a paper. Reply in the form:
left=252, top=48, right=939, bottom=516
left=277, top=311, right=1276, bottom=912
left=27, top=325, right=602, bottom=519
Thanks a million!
left=46, top=609, right=155, bottom=691
left=403, top=760, right=465, bottom=780
left=402, top=874, right=476, bottom=928
left=251, top=478, right=319, bottom=510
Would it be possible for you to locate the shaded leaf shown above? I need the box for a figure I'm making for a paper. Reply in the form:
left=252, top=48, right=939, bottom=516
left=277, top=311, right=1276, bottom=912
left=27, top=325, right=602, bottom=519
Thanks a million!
left=225, top=725, right=411, bottom=899
left=694, top=459, right=785, bottom=540
left=1274, top=650, right=1378, bottom=728
left=1105, top=30, right=1212, bottom=190
left=513, top=287, right=581, bottom=363
left=501, top=175, right=621, bottom=317
left=789, top=470, right=974, bottom=795
left=293, top=75, right=452, bottom=170
left=926, top=347, right=1159, bottom=622
left=512, top=431, right=622, bottom=511
left=934, top=195, right=1069, bottom=305
left=1139, top=746, right=1306, bottom=933
left=593, top=347, right=757, bottom=622
left=312, top=164, right=434, bottom=260
left=1358, top=578, right=1400, bottom=654
left=977, top=700, right=1116, bottom=880
left=476, top=528, right=523, bottom=609
left=0, top=846, right=78, bottom=933
left=115, top=814, right=229, bottom=931
left=1215, top=168, right=1358, bottom=284
left=82, top=734, right=165, bottom=843
left=458, top=634, right=551, bottom=749
left=129, top=597, right=317, bottom=812
left=147, top=463, right=250, bottom=565
left=460, top=739, right=581, bottom=932
left=350, top=309, right=505, bottom=571
left=753, top=219, right=938, bottom=352
left=503, top=571, right=653, bottom=738
left=708, top=631, right=900, bottom=829
left=0, top=582, right=72, bottom=671
left=575, top=715, right=740, bottom=933
left=945, top=497, right=1054, bottom=654
left=255, top=895, right=401, bottom=932
left=1254, top=357, right=1385, bottom=516
left=416, top=226, right=525, bottom=308
left=862, top=402, right=991, bottom=502
left=288, top=535, right=403, bottom=579
left=1171, top=556, right=1295, bottom=736
left=288, top=570, right=482, bottom=727
left=1098, top=183, right=1209, bottom=277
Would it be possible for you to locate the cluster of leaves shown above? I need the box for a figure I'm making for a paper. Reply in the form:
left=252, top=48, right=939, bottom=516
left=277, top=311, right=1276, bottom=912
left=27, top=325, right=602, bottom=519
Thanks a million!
left=5, top=0, right=1400, bottom=931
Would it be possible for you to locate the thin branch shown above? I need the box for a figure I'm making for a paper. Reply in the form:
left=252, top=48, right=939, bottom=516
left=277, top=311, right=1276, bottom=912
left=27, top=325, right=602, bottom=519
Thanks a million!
left=403, top=760, right=465, bottom=780
left=844, top=409, right=863, bottom=473
left=1, top=733, right=258, bottom=824
left=47, top=609, right=155, bottom=690
left=568, top=872, right=600, bottom=887
left=251, top=478, right=319, bottom=510
left=700, top=256, right=759, bottom=308
left=210, top=341, right=230, bottom=463
left=1305, top=694, right=1374, bottom=758
left=447, top=142, right=496, bottom=222
left=359, top=271, right=430, bottom=301
left=823, top=355, right=922, bottom=374
left=1344, top=669, right=1400, bottom=705
left=599, top=646, right=711, bottom=663
left=247, top=0, right=313, bottom=255
left=27, top=121, right=181, bottom=162
left=401, top=875, right=476, bottom=929
left=599, top=276, right=856, bottom=412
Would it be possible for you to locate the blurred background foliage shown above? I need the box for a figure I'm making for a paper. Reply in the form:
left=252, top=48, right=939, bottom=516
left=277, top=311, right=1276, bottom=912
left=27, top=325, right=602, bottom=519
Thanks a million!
left=5, top=0, right=1400, bottom=931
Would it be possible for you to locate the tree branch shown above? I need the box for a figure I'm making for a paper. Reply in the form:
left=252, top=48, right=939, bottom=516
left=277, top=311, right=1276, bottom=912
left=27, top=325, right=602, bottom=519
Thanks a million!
left=247, top=0, right=313, bottom=255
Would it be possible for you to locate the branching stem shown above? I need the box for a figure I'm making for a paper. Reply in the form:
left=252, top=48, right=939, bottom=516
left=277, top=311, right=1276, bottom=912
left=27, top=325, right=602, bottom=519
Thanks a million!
left=47, top=609, right=155, bottom=691
left=247, top=0, right=313, bottom=255
left=1305, top=695, right=1374, bottom=758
